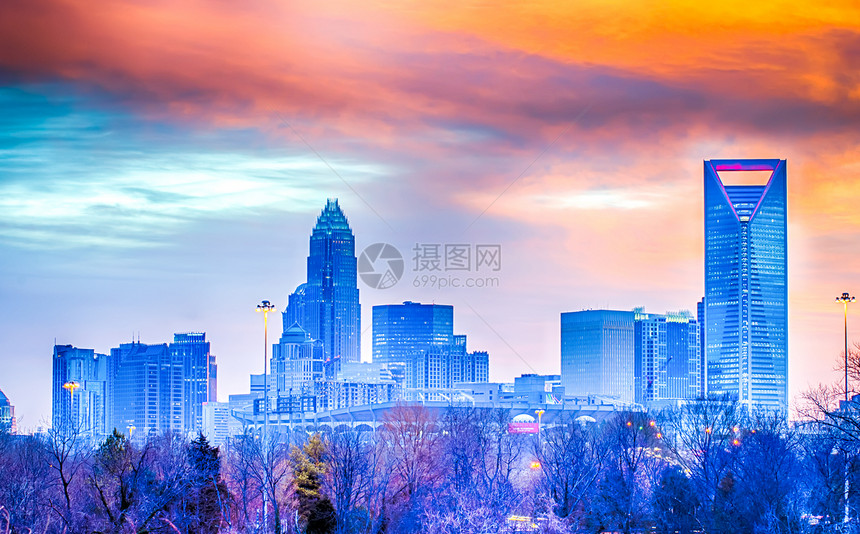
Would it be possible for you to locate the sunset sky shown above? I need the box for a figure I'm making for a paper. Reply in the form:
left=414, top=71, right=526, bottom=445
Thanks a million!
left=2, top=0, right=860, bottom=428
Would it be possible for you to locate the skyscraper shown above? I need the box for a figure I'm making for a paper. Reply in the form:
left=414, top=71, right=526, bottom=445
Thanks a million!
left=171, top=333, right=216, bottom=433
left=110, top=334, right=215, bottom=437
left=110, top=341, right=179, bottom=436
left=561, top=310, right=635, bottom=403
left=704, top=159, right=788, bottom=412
left=373, top=301, right=454, bottom=380
left=285, top=199, right=361, bottom=365
left=634, top=309, right=701, bottom=406
left=52, top=344, right=110, bottom=437
left=373, top=301, right=489, bottom=393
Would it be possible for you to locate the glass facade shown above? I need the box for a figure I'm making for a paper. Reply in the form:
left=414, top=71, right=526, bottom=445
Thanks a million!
left=286, top=199, right=361, bottom=365
left=0, top=389, right=13, bottom=433
left=373, top=301, right=488, bottom=393
left=171, top=333, right=214, bottom=433
left=560, top=310, right=635, bottom=403
left=633, top=309, right=701, bottom=405
left=373, top=301, right=454, bottom=374
left=52, top=344, right=110, bottom=437
left=704, top=159, right=787, bottom=412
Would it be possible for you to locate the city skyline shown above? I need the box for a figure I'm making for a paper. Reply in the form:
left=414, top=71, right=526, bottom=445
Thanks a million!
left=2, top=0, right=860, bottom=427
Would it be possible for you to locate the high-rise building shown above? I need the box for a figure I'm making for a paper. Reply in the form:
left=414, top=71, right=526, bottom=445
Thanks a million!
left=271, top=322, right=323, bottom=397
left=373, top=301, right=454, bottom=381
left=633, top=309, right=701, bottom=406
left=110, top=334, right=216, bottom=437
left=561, top=310, right=636, bottom=403
left=52, top=345, right=110, bottom=437
left=110, top=342, right=179, bottom=436
left=0, top=389, right=15, bottom=434
left=373, top=301, right=489, bottom=395
left=202, top=401, right=231, bottom=446
left=704, top=159, right=788, bottom=412
left=697, top=299, right=706, bottom=396
left=285, top=199, right=361, bottom=366
left=171, top=333, right=215, bottom=433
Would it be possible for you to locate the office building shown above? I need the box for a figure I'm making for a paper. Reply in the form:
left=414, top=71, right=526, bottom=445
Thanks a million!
left=513, top=374, right=563, bottom=404
left=171, top=333, right=216, bottom=433
left=561, top=310, right=636, bottom=403
left=373, top=302, right=489, bottom=394
left=110, top=334, right=216, bottom=437
left=373, top=301, right=454, bottom=381
left=110, top=342, right=178, bottom=436
left=271, top=322, right=322, bottom=398
left=704, top=159, right=788, bottom=412
left=697, top=299, right=706, bottom=396
left=0, top=389, right=14, bottom=434
left=633, top=309, right=701, bottom=406
left=285, top=199, right=361, bottom=365
left=52, top=345, right=110, bottom=437
left=202, top=402, right=231, bottom=446
left=338, top=361, right=395, bottom=383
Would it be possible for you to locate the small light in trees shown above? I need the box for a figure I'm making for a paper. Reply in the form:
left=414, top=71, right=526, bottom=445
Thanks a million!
left=530, top=460, right=541, bottom=470
left=705, top=428, right=712, bottom=434
left=627, top=421, right=633, bottom=427
left=650, top=421, right=656, bottom=427
left=656, top=433, right=662, bottom=439
left=733, top=426, right=740, bottom=433
left=733, top=439, right=740, bottom=446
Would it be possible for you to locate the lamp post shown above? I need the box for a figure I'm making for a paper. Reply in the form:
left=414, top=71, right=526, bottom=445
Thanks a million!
left=535, top=409, right=545, bottom=446
left=837, top=293, right=855, bottom=402
left=62, top=381, right=80, bottom=428
left=256, top=299, right=276, bottom=533
left=837, top=292, right=855, bottom=527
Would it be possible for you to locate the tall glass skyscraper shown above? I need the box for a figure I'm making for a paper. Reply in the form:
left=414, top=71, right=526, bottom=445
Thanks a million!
left=286, top=199, right=361, bottom=364
left=704, top=159, right=787, bottom=412
left=52, top=344, right=110, bottom=437
left=560, top=310, right=635, bottom=403
left=171, top=333, right=215, bottom=433
left=373, top=301, right=488, bottom=392
left=634, top=309, right=701, bottom=406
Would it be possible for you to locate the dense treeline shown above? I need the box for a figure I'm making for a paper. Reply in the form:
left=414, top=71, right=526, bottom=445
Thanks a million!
left=0, top=392, right=858, bottom=533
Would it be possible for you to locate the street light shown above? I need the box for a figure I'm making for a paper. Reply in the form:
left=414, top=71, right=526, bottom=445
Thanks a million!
left=62, top=381, right=80, bottom=427
left=256, top=299, right=276, bottom=534
left=535, top=409, right=545, bottom=445
left=837, top=292, right=855, bottom=402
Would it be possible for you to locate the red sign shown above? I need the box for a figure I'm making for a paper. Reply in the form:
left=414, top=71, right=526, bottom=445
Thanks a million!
left=508, top=422, right=539, bottom=434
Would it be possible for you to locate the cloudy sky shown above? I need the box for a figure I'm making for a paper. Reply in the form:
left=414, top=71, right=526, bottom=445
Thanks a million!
left=2, top=0, right=859, bottom=428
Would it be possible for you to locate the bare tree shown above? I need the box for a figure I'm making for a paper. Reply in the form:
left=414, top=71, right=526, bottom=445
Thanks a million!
left=43, top=420, right=91, bottom=533
left=379, top=403, right=444, bottom=531
left=322, top=428, right=376, bottom=534
left=534, top=411, right=606, bottom=525
left=658, top=396, right=743, bottom=534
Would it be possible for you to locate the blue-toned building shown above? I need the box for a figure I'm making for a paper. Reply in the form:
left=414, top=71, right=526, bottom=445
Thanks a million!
left=110, top=334, right=215, bottom=437
left=633, top=309, right=701, bottom=406
left=0, top=389, right=14, bottom=434
left=704, top=159, right=788, bottom=412
left=271, top=322, right=323, bottom=398
left=171, top=333, right=216, bottom=433
left=373, top=301, right=454, bottom=381
left=373, top=301, right=488, bottom=393
left=285, top=199, right=361, bottom=366
left=52, top=344, right=110, bottom=437
left=561, top=308, right=701, bottom=406
left=561, top=310, right=636, bottom=403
